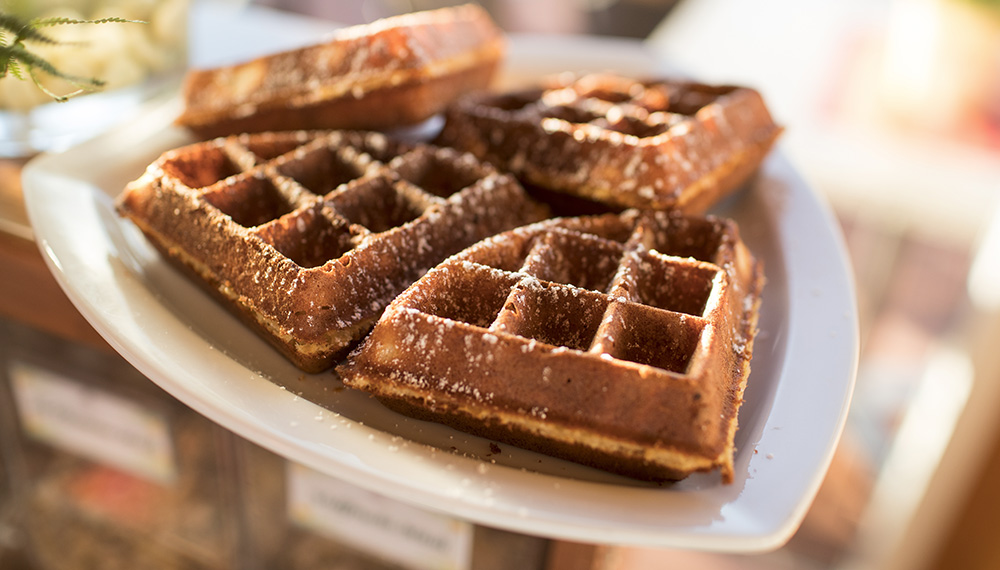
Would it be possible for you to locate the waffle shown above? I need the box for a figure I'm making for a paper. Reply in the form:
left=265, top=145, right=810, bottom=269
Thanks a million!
left=176, top=4, right=505, bottom=139
left=338, top=210, right=764, bottom=483
left=436, top=73, right=782, bottom=214
left=116, top=130, right=549, bottom=373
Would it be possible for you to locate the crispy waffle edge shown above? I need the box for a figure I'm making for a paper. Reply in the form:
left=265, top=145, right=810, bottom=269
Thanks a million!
left=176, top=4, right=506, bottom=139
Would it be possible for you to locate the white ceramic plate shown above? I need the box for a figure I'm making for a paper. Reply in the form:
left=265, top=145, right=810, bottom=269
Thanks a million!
left=22, top=35, right=858, bottom=552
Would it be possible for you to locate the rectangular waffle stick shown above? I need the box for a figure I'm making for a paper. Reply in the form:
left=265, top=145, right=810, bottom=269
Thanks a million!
left=175, top=4, right=505, bottom=139
left=437, top=73, right=782, bottom=215
left=117, top=130, right=549, bottom=373
left=338, top=210, right=764, bottom=483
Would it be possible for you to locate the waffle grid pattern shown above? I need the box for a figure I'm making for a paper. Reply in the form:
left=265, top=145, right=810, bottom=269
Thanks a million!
left=117, top=130, right=548, bottom=372
left=341, top=211, right=764, bottom=482
left=425, top=217, right=725, bottom=374
left=438, top=73, right=782, bottom=214
left=179, top=132, right=502, bottom=268
left=502, top=75, right=732, bottom=141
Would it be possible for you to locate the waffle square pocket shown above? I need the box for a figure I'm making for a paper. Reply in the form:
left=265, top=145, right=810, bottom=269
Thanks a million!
left=338, top=210, right=764, bottom=483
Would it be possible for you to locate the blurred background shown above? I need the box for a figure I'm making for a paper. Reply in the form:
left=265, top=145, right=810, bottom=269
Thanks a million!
left=2, top=0, right=1000, bottom=569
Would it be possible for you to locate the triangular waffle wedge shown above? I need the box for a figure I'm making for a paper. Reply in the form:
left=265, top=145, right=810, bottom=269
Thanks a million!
left=437, top=73, right=782, bottom=214
left=338, top=210, right=764, bottom=483
left=116, top=130, right=549, bottom=373
left=176, top=4, right=505, bottom=138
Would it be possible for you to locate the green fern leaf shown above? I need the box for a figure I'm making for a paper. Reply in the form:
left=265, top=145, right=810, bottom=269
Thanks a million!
left=30, top=16, right=146, bottom=29
left=0, top=13, right=59, bottom=46
left=7, top=60, right=25, bottom=80
left=2, top=44, right=103, bottom=87
left=0, top=10, right=144, bottom=103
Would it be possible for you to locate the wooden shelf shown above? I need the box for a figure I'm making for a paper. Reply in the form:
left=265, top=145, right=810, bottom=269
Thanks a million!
left=0, top=158, right=109, bottom=351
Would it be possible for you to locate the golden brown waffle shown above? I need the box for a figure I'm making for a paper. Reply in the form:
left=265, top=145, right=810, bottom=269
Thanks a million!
left=116, top=130, right=549, bottom=373
left=176, top=4, right=505, bottom=139
left=338, top=210, right=764, bottom=483
left=437, top=73, right=782, bottom=214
